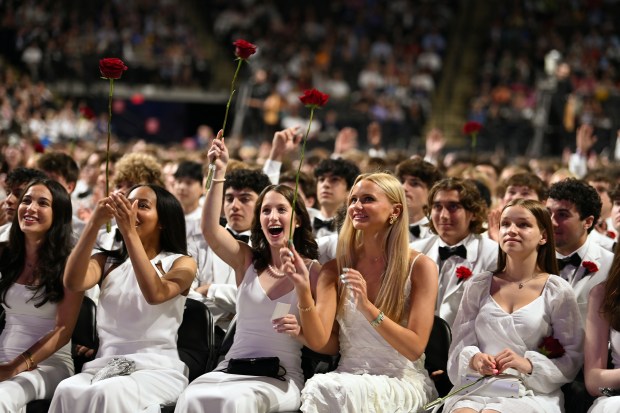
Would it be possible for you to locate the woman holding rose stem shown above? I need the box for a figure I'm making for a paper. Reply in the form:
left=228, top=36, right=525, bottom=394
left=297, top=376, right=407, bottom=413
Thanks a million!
left=584, top=246, right=620, bottom=411
left=280, top=171, right=439, bottom=413
left=174, top=132, right=321, bottom=412
left=444, top=199, right=583, bottom=413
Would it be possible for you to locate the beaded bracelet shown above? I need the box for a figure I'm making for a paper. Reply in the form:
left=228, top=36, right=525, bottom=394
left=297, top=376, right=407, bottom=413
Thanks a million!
left=297, top=303, right=314, bottom=312
left=370, top=311, right=385, bottom=328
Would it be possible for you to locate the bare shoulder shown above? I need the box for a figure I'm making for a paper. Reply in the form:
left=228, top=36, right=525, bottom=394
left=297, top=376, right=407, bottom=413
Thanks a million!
left=589, top=282, right=606, bottom=301
left=408, top=249, right=438, bottom=285
left=171, top=255, right=197, bottom=269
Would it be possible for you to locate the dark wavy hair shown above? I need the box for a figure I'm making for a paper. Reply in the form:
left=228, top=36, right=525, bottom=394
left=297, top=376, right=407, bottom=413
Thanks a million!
left=0, top=179, right=73, bottom=307
left=314, top=158, right=361, bottom=189
left=493, top=199, right=558, bottom=276
left=250, top=185, right=318, bottom=272
left=426, top=177, right=488, bottom=235
left=104, top=184, right=188, bottom=262
left=548, top=178, right=601, bottom=234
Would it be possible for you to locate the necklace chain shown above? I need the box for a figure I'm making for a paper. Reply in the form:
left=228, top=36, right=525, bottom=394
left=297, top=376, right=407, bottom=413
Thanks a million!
left=507, top=273, right=544, bottom=289
left=266, top=264, right=287, bottom=280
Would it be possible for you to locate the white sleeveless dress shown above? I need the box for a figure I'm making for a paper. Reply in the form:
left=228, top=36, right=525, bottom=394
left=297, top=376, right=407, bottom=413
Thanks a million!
left=588, top=329, right=620, bottom=412
left=49, top=251, right=189, bottom=413
left=174, top=263, right=307, bottom=413
left=0, top=284, right=73, bottom=413
left=300, top=254, right=437, bottom=413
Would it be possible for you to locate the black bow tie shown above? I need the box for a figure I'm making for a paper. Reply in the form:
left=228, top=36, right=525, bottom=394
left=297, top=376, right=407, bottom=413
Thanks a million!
left=557, top=253, right=581, bottom=271
left=313, top=217, right=335, bottom=232
left=409, top=225, right=421, bottom=238
left=438, top=245, right=467, bottom=261
left=227, top=228, right=250, bottom=243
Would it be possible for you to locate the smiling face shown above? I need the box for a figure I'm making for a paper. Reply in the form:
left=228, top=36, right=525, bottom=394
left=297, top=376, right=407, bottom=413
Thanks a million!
left=499, top=205, right=546, bottom=257
left=348, top=179, right=398, bottom=232
left=259, top=190, right=295, bottom=246
left=430, top=189, right=473, bottom=246
left=127, top=186, right=160, bottom=241
left=18, top=184, right=54, bottom=237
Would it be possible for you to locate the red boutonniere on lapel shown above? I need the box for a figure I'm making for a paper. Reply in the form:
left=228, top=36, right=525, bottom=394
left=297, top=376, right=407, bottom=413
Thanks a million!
left=455, top=266, right=473, bottom=284
left=582, top=261, right=599, bottom=276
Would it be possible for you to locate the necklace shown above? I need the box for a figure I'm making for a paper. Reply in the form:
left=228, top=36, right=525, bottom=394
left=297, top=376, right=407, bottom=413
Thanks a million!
left=266, top=264, right=287, bottom=280
left=508, top=273, right=544, bottom=289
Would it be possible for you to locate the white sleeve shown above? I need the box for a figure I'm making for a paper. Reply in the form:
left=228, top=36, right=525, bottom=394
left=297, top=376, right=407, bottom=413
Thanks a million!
left=568, top=152, right=588, bottom=179
left=205, top=284, right=238, bottom=314
left=447, top=273, right=489, bottom=385
left=521, top=279, right=584, bottom=393
left=263, top=159, right=282, bottom=185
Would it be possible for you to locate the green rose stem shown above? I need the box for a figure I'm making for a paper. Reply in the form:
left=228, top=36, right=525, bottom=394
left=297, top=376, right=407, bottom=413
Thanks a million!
left=105, top=78, right=114, bottom=233
left=288, top=107, right=315, bottom=244
left=422, top=375, right=486, bottom=411
left=205, top=58, right=244, bottom=190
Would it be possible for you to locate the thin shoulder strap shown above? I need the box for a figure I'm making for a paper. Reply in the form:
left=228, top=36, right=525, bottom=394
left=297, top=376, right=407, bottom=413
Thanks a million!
left=408, top=252, right=423, bottom=278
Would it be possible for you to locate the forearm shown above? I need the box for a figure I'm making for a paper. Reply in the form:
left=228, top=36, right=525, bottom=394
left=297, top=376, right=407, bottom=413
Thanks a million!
left=297, top=287, right=334, bottom=351
left=64, top=220, right=101, bottom=291
left=124, top=231, right=173, bottom=304
left=585, top=368, right=620, bottom=396
left=200, top=169, right=227, bottom=249
left=361, top=303, right=426, bottom=361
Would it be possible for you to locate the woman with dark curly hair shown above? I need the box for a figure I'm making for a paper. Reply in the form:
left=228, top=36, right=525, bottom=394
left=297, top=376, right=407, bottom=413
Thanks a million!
left=0, top=179, right=82, bottom=412
left=174, top=133, right=320, bottom=412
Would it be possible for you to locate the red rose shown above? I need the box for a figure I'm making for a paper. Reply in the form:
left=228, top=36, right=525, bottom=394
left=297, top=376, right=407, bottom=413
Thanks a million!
left=538, top=336, right=565, bottom=359
left=299, top=88, right=330, bottom=108
left=99, top=58, right=128, bottom=80
left=607, top=231, right=616, bottom=239
left=233, top=39, right=257, bottom=60
left=462, top=121, right=482, bottom=136
left=455, top=266, right=473, bottom=283
left=79, top=106, right=95, bottom=120
left=582, top=261, right=599, bottom=275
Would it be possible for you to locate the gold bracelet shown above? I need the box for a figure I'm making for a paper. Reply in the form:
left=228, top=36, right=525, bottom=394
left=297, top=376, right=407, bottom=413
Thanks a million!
left=297, top=303, right=314, bottom=312
left=370, top=311, right=385, bottom=328
left=19, top=353, right=32, bottom=371
left=211, top=178, right=226, bottom=183
left=22, top=350, right=36, bottom=371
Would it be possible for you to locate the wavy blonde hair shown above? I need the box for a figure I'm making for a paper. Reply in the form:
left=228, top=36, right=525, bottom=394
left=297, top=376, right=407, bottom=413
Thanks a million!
left=336, top=172, right=410, bottom=322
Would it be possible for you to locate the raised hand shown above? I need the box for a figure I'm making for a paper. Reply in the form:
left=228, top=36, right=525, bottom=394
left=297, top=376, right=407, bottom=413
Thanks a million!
left=271, top=126, right=302, bottom=160
left=90, top=197, right=115, bottom=228
left=207, top=130, right=229, bottom=170
left=339, top=267, right=369, bottom=309
left=280, top=244, right=310, bottom=292
left=105, top=192, right=137, bottom=237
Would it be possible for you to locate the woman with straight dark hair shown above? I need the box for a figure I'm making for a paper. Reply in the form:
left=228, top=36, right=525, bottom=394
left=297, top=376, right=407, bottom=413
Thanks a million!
left=0, top=179, right=83, bottom=412
left=583, top=244, right=620, bottom=411
left=174, top=135, right=320, bottom=413
left=445, top=199, right=583, bottom=413
left=49, top=184, right=196, bottom=412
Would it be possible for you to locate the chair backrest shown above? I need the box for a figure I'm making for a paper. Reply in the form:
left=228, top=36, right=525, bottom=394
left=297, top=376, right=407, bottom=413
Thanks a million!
left=424, top=315, right=452, bottom=397
left=71, top=296, right=98, bottom=373
left=177, top=298, right=216, bottom=382
left=0, top=307, right=5, bottom=334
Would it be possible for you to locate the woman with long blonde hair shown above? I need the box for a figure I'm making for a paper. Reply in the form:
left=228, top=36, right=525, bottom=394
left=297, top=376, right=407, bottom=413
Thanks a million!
left=282, top=171, right=439, bottom=412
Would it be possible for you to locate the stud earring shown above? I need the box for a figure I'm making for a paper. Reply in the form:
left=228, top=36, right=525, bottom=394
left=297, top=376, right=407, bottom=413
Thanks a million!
left=389, top=215, right=397, bottom=225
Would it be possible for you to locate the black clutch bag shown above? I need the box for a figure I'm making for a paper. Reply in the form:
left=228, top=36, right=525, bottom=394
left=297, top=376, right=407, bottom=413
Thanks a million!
left=223, top=357, right=287, bottom=381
